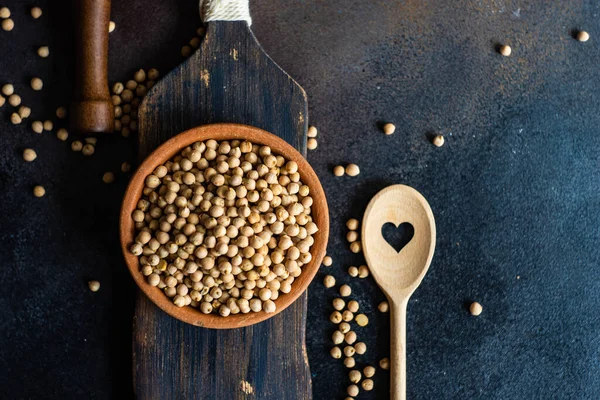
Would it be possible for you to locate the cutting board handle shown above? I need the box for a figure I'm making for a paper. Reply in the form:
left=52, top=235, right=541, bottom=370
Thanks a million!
left=70, top=0, right=114, bottom=134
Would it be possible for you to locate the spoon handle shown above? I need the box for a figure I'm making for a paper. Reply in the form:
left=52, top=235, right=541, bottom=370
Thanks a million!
left=390, top=298, right=408, bottom=400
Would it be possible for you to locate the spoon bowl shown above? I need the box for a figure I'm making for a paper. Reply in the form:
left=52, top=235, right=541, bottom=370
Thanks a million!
left=362, top=184, right=436, bottom=400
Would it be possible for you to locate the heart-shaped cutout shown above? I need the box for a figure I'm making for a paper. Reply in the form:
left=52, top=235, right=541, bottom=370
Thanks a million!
left=381, top=222, right=414, bottom=253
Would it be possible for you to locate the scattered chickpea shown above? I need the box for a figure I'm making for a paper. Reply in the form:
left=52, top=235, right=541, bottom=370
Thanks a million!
left=361, top=379, right=374, bottom=391
left=339, top=284, right=351, bottom=297
left=18, top=106, right=31, bottom=119
left=342, top=310, right=354, bottom=322
left=470, top=301, right=483, bottom=316
left=432, top=135, right=445, bottom=147
left=121, top=162, right=131, bottom=172
left=353, top=313, right=369, bottom=327
left=354, top=342, right=366, bottom=355
left=349, top=241, right=362, bottom=254
left=10, top=112, right=21, bottom=124
left=349, top=370, right=361, bottom=383
left=71, top=141, right=83, bottom=152
left=148, top=68, right=160, bottom=80
left=345, top=164, right=360, bottom=177
left=2, top=18, right=14, bottom=31
left=190, top=37, right=201, bottom=49
left=181, top=45, right=192, bottom=57
left=358, top=265, right=369, bottom=278
left=82, top=144, right=95, bottom=156
left=88, top=280, right=101, bottom=292
left=346, top=231, right=358, bottom=242
left=577, top=30, right=590, bottom=42
left=333, top=165, right=345, bottom=176
left=108, top=21, right=116, bottom=33
left=0, top=95, right=5, bottom=108
left=347, top=300, right=359, bottom=313
left=23, top=148, right=37, bottom=162
left=103, top=172, right=115, bottom=184
left=348, top=266, right=358, bottom=277
left=324, top=275, right=336, bottom=288
left=499, top=44, right=512, bottom=57
left=330, top=311, right=343, bottom=324
left=332, top=298, right=345, bottom=311
left=33, top=185, right=45, bottom=197
left=56, top=128, right=68, bottom=141
left=134, top=69, right=146, bottom=83
left=344, top=330, right=357, bottom=344
left=322, top=255, right=332, bottom=266
left=37, top=46, right=49, bottom=58
left=344, top=345, right=356, bottom=358
left=8, top=94, right=20, bottom=107
left=379, top=357, right=390, bottom=370
left=30, top=7, right=42, bottom=19
left=2, top=84, right=13, bottom=96
left=56, top=106, right=67, bottom=119
left=43, top=120, right=53, bottom=131
left=307, top=138, right=318, bottom=150
left=307, top=126, right=318, bottom=138
left=343, top=357, right=356, bottom=368
left=330, top=346, right=342, bottom=359
left=32, top=121, right=43, bottom=134
left=378, top=301, right=389, bottom=313
left=332, top=330, right=344, bottom=345
left=112, top=82, right=124, bottom=95
left=338, top=322, right=351, bottom=334
left=121, top=89, right=134, bottom=103
left=0, top=7, right=10, bottom=18
left=31, top=77, right=43, bottom=91
left=346, top=219, right=359, bottom=230
left=383, top=122, right=396, bottom=135
left=363, top=365, right=376, bottom=378
left=347, top=384, right=359, bottom=397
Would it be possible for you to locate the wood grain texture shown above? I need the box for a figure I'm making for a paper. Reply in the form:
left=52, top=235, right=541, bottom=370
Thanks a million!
left=134, top=21, right=311, bottom=399
left=361, top=185, right=436, bottom=400
left=70, top=0, right=114, bottom=134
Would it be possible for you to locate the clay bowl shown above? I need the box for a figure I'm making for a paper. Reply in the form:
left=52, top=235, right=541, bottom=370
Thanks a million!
left=120, top=123, right=329, bottom=329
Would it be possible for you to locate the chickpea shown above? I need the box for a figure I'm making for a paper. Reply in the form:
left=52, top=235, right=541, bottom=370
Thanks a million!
left=499, top=44, right=512, bottom=56
left=470, top=301, right=483, bottom=316
left=432, top=134, right=445, bottom=147
left=383, top=122, right=396, bottom=135
left=324, top=275, right=336, bottom=288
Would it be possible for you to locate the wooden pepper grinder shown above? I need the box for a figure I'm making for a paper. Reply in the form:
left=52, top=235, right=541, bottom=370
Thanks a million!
left=70, top=0, right=114, bottom=134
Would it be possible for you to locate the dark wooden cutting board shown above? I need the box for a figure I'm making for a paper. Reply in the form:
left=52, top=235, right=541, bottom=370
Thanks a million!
left=134, top=21, right=311, bottom=399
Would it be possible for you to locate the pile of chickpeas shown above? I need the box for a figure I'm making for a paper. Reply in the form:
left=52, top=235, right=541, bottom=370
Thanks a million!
left=110, top=68, right=160, bottom=138
left=129, top=139, right=318, bottom=316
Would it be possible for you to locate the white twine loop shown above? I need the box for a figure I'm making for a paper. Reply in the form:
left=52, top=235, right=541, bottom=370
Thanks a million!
left=199, top=0, right=252, bottom=25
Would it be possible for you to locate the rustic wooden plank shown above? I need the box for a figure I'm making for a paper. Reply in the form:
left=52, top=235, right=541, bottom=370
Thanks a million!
left=134, top=21, right=311, bottom=399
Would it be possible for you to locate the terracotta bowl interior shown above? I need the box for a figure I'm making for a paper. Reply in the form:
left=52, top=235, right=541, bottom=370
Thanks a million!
left=120, top=123, right=329, bottom=329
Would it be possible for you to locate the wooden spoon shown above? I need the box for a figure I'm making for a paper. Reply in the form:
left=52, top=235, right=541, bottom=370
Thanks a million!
left=361, top=184, right=436, bottom=400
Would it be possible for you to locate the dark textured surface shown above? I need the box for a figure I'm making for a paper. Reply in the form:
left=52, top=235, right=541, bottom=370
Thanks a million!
left=133, top=21, right=311, bottom=400
left=1, top=1, right=600, bottom=399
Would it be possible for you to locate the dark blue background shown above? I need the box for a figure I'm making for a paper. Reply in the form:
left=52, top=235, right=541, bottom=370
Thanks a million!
left=1, top=1, right=599, bottom=399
